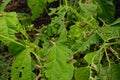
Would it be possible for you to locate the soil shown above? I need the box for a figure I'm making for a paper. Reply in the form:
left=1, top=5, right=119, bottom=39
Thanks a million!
left=114, top=0, right=120, bottom=19
left=5, top=0, right=59, bottom=27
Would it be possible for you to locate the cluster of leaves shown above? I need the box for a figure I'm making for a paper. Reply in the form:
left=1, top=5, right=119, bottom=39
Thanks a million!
left=0, top=0, right=120, bottom=80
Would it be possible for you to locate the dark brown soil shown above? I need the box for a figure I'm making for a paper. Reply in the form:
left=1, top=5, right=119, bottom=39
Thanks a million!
left=4, top=0, right=120, bottom=26
left=5, top=0, right=59, bottom=27
left=114, top=0, right=120, bottom=19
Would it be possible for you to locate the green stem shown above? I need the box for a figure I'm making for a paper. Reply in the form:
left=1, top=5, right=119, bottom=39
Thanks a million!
left=59, top=0, right=62, bottom=6
left=0, top=34, right=25, bottom=47
left=105, top=49, right=110, bottom=67
left=105, top=42, right=120, bottom=46
left=32, top=51, right=41, bottom=65
left=65, top=0, right=68, bottom=7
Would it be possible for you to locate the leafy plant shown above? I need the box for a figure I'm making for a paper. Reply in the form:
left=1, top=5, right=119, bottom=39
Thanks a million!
left=27, top=0, right=56, bottom=20
left=0, top=0, right=120, bottom=80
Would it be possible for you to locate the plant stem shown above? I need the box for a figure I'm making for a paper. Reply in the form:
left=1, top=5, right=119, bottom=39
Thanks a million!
left=105, top=42, right=120, bottom=45
left=65, top=0, right=68, bottom=7
left=105, top=49, right=110, bottom=67
left=0, top=34, right=25, bottom=47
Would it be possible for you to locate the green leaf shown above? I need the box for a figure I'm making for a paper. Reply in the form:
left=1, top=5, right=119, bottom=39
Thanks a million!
left=11, top=49, right=33, bottom=80
left=84, top=51, right=97, bottom=64
left=0, top=0, right=10, bottom=12
left=98, top=66, right=108, bottom=80
left=107, top=64, right=120, bottom=80
left=80, top=3, right=97, bottom=16
left=44, top=44, right=74, bottom=80
left=17, top=13, right=31, bottom=28
left=0, top=12, right=21, bottom=44
left=94, top=0, right=115, bottom=23
left=74, top=67, right=90, bottom=80
left=74, top=33, right=99, bottom=53
left=57, top=25, right=67, bottom=43
left=8, top=42, right=25, bottom=55
left=47, top=0, right=56, bottom=3
left=110, top=18, right=120, bottom=26
left=28, top=0, right=46, bottom=20
left=69, top=23, right=82, bottom=39
left=84, top=46, right=105, bottom=64
left=99, top=64, right=120, bottom=80
left=96, top=18, right=120, bottom=42
left=96, top=26, right=120, bottom=42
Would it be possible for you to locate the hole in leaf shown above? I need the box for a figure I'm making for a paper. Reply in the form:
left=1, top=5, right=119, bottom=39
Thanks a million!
left=22, top=67, right=24, bottom=69
left=15, top=67, right=18, bottom=69
left=38, top=40, right=44, bottom=48
left=98, top=20, right=103, bottom=27
left=32, top=69, right=39, bottom=75
left=7, top=69, right=11, bottom=72
left=91, top=68, right=97, bottom=78
left=30, top=53, right=37, bottom=60
left=19, top=72, right=22, bottom=78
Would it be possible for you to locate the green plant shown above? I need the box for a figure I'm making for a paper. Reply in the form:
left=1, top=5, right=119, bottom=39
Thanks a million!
left=0, top=0, right=120, bottom=80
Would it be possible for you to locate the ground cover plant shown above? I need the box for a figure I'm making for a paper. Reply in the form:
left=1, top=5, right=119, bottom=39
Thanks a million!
left=0, top=0, right=120, bottom=80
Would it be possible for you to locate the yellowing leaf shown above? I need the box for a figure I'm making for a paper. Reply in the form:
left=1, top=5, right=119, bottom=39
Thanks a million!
left=44, top=44, right=74, bottom=80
